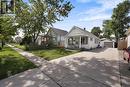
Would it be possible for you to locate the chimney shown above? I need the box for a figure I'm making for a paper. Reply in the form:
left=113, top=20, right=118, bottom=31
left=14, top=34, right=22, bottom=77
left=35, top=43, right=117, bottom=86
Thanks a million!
left=84, top=28, right=86, bottom=30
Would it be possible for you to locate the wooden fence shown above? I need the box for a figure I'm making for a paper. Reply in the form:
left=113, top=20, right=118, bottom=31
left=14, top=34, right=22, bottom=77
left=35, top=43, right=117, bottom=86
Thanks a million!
left=118, top=39, right=127, bottom=50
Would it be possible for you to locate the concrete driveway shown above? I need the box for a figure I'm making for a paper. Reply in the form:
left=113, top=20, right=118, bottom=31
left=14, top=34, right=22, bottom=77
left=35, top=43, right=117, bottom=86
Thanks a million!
left=49, top=48, right=120, bottom=87
left=0, top=47, right=130, bottom=87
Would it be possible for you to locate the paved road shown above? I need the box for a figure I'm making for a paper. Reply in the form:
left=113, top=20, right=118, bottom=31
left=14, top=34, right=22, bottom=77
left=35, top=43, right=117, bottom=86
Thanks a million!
left=0, top=46, right=130, bottom=87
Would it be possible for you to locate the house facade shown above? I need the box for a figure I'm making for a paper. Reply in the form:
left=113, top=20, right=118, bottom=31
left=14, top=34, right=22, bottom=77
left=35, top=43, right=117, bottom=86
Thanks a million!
left=36, top=27, right=68, bottom=47
left=47, top=27, right=68, bottom=47
left=65, top=26, right=100, bottom=49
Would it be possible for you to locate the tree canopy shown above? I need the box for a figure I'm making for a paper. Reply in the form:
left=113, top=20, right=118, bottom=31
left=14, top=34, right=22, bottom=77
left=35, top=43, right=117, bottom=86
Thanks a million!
left=91, top=27, right=102, bottom=37
left=111, top=0, right=130, bottom=41
left=15, top=0, right=73, bottom=43
left=0, top=15, right=17, bottom=48
left=102, top=20, right=113, bottom=39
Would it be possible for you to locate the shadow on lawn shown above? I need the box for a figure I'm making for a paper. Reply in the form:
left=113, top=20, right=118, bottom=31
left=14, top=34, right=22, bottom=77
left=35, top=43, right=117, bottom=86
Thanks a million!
left=0, top=54, right=36, bottom=80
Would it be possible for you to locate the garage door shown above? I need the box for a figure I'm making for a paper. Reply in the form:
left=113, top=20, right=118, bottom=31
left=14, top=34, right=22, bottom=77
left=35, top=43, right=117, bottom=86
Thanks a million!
left=104, top=42, right=113, bottom=48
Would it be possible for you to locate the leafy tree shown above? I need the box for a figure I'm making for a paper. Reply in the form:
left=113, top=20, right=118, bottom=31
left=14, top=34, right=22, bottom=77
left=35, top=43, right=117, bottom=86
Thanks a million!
left=91, top=27, right=102, bottom=37
left=102, top=20, right=113, bottom=39
left=15, top=0, right=73, bottom=44
left=0, top=15, right=17, bottom=49
left=111, top=0, right=130, bottom=42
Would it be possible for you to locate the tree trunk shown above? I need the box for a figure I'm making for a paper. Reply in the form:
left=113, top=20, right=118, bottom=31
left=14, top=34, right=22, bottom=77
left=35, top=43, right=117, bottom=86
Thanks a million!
left=1, top=40, right=4, bottom=48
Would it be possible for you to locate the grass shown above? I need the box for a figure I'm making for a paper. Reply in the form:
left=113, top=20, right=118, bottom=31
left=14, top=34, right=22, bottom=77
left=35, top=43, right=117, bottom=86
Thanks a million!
left=0, top=46, right=36, bottom=80
left=10, top=43, right=25, bottom=50
left=31, top=48, right=79, bottom=60
left=10, top=43, right=79, bottom=60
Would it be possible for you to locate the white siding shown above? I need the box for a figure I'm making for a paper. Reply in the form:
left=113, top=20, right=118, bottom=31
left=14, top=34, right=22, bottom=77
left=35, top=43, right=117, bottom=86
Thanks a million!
left=65, top=26, right=100, bottom=49
left=88, top=37, right=99, bottom=49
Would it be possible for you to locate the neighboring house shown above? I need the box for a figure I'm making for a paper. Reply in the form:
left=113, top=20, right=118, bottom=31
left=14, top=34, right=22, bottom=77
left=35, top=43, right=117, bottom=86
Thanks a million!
left=100, top=38, right=115, bottom=48
left=65, top=26, right=100, bottom=49
left=37, top=27, right=68, bottom=47
left=47, top=27, right=68, bottom=47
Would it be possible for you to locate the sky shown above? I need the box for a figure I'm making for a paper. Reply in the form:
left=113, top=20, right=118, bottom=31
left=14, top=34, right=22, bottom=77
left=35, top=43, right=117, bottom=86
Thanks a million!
left=53, top=0, right=124, bottom=32
left=23, top=0, right=124, bottom=32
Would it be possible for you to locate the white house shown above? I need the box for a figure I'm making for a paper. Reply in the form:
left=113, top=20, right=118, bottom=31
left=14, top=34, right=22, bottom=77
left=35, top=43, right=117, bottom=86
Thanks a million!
left=65, top=26, right=100, bottom=49
left=37, top=27, right=68, bottom=47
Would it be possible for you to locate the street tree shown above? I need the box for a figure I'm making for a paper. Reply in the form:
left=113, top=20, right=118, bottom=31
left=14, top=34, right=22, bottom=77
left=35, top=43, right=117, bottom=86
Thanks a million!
left=15, top=0, right=73, bottom=44
left=0, top=15, right=16, bottom=49
left=102, top=20, right=113, bottom=39
left=111, top=0, right=130, bottom=42
left=91, top=27, right=102, bottom=37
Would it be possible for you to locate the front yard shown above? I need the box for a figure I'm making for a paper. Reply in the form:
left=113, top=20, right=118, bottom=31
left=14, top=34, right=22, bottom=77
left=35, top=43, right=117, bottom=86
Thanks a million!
left=31, top=48, right=79, bottom=60
left=0, top=46, right=36, bottom=80
left=11, top=43, right=79, bottom=60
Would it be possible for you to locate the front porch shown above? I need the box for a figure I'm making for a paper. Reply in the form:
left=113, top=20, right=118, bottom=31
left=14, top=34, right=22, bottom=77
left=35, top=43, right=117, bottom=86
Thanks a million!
left=65, top=36, right=89, bottom=49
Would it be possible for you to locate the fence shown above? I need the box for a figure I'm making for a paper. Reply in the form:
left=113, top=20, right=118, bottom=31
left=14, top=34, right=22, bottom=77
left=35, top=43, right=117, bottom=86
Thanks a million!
left=118, top=39, right=127, bottom=50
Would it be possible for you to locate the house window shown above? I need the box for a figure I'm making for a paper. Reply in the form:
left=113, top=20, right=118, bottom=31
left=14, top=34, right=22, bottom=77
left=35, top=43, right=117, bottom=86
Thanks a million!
left=95, top=39, right=98, bottom=44
left=90, top=38, right=93, bottom=41
left=68, top=37, right=73, bottom=45
left=81, top=36, right=88, bottom=44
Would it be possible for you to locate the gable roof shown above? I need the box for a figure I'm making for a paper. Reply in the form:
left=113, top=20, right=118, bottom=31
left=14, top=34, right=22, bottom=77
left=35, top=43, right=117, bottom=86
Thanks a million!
left=66, top=26, right=100, bottom=40
left=100, top=38, right=113, bottom=42
left=50, top=27, right=68, bottom=36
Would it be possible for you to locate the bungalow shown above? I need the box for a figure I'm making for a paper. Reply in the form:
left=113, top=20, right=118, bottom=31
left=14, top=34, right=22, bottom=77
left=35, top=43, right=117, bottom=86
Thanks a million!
left=65, top=26, right=100, bottom=49
left=37, top=27, right=68, bottom=47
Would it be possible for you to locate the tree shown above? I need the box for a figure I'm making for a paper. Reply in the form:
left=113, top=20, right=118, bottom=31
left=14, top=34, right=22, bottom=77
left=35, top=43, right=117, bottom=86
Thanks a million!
left=0, top=15, right=17, bottom=49
left=111, top=0, right=130, bottom=42
left=102, top=20, right=113, bottom=39
left=91, top=27, right=102, bottom=37
left=15, top=0, right=73, bottom=44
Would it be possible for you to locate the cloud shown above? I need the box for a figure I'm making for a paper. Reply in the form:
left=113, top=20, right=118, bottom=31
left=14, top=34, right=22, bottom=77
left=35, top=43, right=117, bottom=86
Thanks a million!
left=76, top=0, right=91, bottom=3
left=97, top=0, right=123, bottom=9
left=79, top=0, right=123, bottom=22
left=79, top=13, right=111, bottom=21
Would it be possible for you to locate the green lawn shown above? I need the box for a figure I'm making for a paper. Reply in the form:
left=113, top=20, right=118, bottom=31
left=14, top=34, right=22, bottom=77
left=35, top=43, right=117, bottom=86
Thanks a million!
left=0, top=46, right=36, bottom=80
left=31, top=48, right=79, bottom=60
left=10, top=43, right=25, bottom=50
left=10, top=43, right=79, bottom=60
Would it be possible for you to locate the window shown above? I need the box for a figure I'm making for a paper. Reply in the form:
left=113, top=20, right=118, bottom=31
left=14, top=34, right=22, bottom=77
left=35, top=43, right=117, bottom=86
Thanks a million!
left=68, top=37, right=73, bottom=45
left=81, top=36, right=88, bottom=44
left=95, top=39, right=98, bottom=44
left=90, top=38, right=93, bottom=41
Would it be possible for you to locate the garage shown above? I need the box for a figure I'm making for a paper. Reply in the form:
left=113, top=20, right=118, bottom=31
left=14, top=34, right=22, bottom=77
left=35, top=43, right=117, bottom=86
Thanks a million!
left=104, top=42, right=113, bottom=48
left=100, top=38, right=115, bottom=48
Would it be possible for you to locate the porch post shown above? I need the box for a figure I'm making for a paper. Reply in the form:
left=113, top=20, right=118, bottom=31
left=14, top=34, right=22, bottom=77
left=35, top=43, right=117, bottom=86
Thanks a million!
left=79, top=36, right=81, bottom=48
left=65, top=37, right=68, bottom=48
